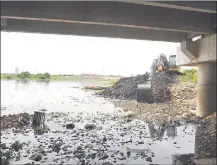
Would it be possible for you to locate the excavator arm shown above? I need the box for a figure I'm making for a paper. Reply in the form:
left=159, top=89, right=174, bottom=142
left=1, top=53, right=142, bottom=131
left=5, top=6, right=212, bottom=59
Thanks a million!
left=136, top=54, right=179, bottom=103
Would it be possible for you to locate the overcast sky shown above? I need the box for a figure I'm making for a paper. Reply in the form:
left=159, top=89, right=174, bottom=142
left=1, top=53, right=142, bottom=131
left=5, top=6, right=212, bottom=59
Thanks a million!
left=1, top=32, right=180, bottom=76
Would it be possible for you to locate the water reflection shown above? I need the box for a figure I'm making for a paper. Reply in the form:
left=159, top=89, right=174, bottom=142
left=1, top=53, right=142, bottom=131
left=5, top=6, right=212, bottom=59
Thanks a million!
left=14, top=80, right=50, bottom=90
left=166, top=125, right=177, bottom=138
left=14, top=80, right=29, bottom=90
left=148, top=122, right=178, bottom=139
left=148, top=122, right=167, bottom=139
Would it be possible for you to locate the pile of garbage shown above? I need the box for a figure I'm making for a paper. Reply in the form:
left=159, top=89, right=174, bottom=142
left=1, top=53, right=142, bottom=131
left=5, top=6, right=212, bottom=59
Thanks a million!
left=99, top=73, right=149, bottom=100
left=169, top=83, right=197, bottom=111
left=1, top=113, right=32, bottom=130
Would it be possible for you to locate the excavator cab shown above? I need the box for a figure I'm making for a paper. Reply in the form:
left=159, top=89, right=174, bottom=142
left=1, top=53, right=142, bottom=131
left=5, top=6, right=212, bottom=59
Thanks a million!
left=168, top=55, right=177, bottom=70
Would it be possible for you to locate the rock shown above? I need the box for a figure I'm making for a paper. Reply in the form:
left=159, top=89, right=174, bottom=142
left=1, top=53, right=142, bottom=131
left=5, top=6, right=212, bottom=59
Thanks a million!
left=11, top=141, right=23, bottom=152
left=127, top=151, right=131, bottom=157
left=102, top=162, right=112, bottom=165
left=124, top=111, right=135, bottom=118
left=103, top=136, right=107, bottom=142
left=146, top=156, right=152, bottom=162
left=1, top=143, right=7, bottom=149
left=84, top=124, right=96, bottom=130
left=89, top=153, right=97, bottom=159
left=29, top=153, right=42, bottom=161
left=99, top=154, right=109, bottom=160
left=66, top=123, right=75, bottom=129
left=52, top=141, right=63, bottom=152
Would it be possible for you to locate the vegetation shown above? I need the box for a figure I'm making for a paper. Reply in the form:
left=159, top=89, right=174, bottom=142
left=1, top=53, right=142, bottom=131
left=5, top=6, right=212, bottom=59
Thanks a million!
left=1, top=72, right=120, bottom=86
left=17, top=71, right=31, bottom=79
left=1, top=72, right=51, bottom=80
left=178, top=68, right=198, bottom=83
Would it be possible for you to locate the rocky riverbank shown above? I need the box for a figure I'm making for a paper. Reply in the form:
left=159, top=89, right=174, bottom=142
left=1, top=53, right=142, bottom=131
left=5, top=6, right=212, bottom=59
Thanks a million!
left=1, top=109, right=197, bottom=165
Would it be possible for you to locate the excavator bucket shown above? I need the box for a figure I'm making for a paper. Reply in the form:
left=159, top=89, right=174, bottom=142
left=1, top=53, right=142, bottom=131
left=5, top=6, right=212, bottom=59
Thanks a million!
left=136, top=84, right=153, bottom=103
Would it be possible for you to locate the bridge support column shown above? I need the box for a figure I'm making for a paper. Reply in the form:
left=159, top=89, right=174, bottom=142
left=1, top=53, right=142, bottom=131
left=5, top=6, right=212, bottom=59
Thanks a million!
left=177, top=34, right=216, bottom=117
left=196, top=62, right=216, bottom=117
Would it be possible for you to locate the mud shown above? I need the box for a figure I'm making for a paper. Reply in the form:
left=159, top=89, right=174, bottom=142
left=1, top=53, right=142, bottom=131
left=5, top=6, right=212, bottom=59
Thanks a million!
left=1, top=111, right=196, bottom=165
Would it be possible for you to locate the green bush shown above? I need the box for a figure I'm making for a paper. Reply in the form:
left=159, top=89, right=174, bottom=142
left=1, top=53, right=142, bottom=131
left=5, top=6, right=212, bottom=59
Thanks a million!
left=36, top=73, right=46, bottom=79
left=44, top=72, right=50, bottom=79
left=17, top=71, right=31, bottom=79
left=178, top=68, right=197, bottom=83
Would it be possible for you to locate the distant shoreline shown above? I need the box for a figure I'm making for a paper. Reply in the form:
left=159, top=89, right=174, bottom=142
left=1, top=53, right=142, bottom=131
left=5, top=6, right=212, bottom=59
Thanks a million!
left=1, top=73, right=120, bottom=86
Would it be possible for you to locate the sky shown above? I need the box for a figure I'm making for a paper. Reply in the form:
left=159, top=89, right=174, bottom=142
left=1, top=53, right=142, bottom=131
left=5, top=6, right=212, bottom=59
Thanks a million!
left=1, top=32, right=180, bottom=76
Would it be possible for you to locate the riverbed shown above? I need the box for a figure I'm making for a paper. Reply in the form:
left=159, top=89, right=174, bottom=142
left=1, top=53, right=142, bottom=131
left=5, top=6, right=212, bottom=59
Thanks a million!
left=1, top=80, right=196, bottom=164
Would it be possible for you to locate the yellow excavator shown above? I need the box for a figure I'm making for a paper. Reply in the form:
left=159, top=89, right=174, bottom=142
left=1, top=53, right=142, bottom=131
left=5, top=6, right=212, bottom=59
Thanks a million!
left=136, top=54, right=182, bottom=103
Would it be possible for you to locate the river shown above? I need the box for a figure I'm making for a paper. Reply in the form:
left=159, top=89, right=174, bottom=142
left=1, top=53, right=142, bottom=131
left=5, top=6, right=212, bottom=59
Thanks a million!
left=1, top=80, right=196, bottom=164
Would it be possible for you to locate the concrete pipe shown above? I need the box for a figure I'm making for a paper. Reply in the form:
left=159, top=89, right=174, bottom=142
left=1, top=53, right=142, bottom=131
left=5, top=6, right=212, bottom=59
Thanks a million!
left=136, top=84, right=153, bottom=103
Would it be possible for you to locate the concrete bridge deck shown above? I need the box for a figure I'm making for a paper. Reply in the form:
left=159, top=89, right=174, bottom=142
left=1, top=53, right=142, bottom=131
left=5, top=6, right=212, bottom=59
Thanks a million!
left=1, top=1, right=216, bottom=42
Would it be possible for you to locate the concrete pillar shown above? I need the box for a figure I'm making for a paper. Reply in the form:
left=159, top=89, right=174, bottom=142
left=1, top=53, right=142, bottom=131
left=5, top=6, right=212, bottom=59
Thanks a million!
left=196, top=62, right=216, bottom=117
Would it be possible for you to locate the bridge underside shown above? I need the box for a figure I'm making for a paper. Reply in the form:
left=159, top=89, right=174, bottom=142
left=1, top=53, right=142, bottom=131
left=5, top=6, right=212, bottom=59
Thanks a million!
left=1, top=1, right=216, bottom=42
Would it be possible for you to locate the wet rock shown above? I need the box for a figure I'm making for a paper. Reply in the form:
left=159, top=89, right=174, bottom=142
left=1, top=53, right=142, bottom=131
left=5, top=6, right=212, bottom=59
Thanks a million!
left=1, top=143, right=7, bottom=149
left=66, top=123, right=75, bottom=129
left=102, top=162, right=112, bottom=165
left=11, top=141, right=23, bottom=152
left=127, top=151, right=131, bottom=157
left=52, top=141, right=63, bottom=152
left=89, top=153, right=97, bottom=159
left=99, top=154, right=109, bottom=160
left=29, top=153, right=42, bottom=162
left=103, top=136, right=107, bottom=142
left=146, top=156, right=152, bottom=162
left=84, top=124, right=96, bottom=130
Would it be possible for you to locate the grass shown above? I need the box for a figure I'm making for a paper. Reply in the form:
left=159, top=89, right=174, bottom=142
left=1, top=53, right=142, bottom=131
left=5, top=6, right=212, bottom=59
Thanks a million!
left=177, top=69, right=197, bottom=83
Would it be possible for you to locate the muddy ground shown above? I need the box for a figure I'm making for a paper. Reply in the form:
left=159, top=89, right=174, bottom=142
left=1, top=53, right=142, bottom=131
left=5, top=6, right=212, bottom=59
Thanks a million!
left=0, top=110, right=195, bottom=165
left=1, top=103, right=215, bottom=165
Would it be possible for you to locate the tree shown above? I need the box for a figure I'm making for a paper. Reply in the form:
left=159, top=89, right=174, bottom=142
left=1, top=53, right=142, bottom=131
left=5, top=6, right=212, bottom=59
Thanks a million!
left=17, top=71, right=31, bottom=79
left=44, top=72, right=50, bottom=79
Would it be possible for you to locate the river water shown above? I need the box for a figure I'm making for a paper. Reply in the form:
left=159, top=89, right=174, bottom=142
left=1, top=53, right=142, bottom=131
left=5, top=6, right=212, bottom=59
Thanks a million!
left=1, top=80, right=196, bottom=164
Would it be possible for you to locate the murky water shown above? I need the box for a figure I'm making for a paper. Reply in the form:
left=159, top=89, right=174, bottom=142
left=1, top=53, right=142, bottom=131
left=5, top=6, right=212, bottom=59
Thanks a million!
left=1, top=80, right=196, bottom=164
